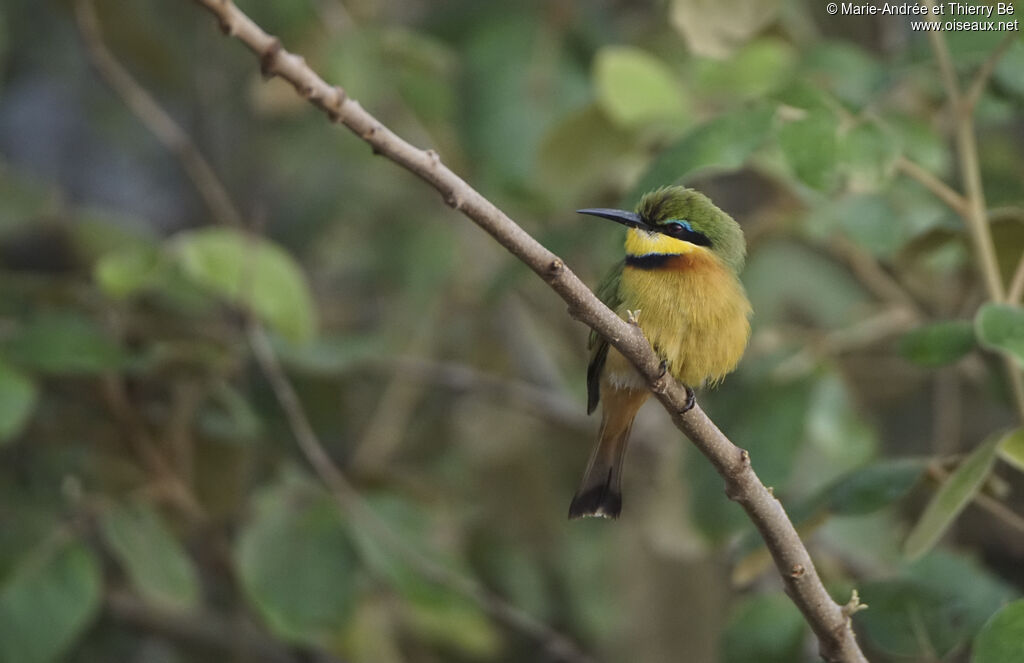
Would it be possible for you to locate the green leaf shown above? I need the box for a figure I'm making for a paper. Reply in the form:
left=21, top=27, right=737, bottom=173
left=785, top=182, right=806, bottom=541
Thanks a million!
left=94, top=245, right=165, bottom=299
left=860, top=551, right=1014, bottom=658
left=346, top=493, right=501, bottom=657
left=804, top=372, right=877, bottom=473
left=973, top=600, right=1024, bottom=663
left=235, top=472, right=357, bottom=647
left=669, top=0, right=781, bottom=58
left=998, top=428, right=1024, bottom=473
left=274, top=334, right=384, bottom=376
left=777, top=107, right=840, bottom=191
left=0, top=360, right=37, bottom=444
left=196, top=381, right=262, bottom=442
left=692, top=38, right=797, bottom=102
left=382, top=28, right=457, bottom=125
left=744, top=239, right=870, bottom=329
left=594, top=46, right=687, bottom=128
left=0, top=538, right=102, bottom=663
left=71, top=208, right=155, bottom=263
left=904, top=435, right=1002, bottom=560
left=173, top=228, right=317, bottom=343
left=888, top=114, right=950, bottom=175
left=908, top=552, right=1016, bottom=641
left=99, top=501, right=200, bottom=612
left=536, top=104, right=635, bottom=197
left=721, top=593, right=806, bottom=663
left=3, top=312, right=127, bottom=375
left=899, top=320, right=976, bottom=367
left=818, top=458, right=928, bottom=516
left=857, top=580, right=962, bottom=657
left=976, top=303, right=1024, bottom=365
left=800, top=42, right=885, bottom=108
left=690, top=377, right=813, bottom=540
left=403, top=588, right=501, bottom=658
left=461, top=14, right=588, bottom=186
left=628, top=105, right=775, bottom=205
left=993, top=41, right=1024, bottom=98
left=806, top=194, right=901, bottom=258
left=839, top=121, right=899, bottom=191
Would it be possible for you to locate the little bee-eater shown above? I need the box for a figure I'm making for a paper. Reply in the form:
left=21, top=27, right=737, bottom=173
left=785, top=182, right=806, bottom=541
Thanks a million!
left=570, top=186, right=751, bottom=519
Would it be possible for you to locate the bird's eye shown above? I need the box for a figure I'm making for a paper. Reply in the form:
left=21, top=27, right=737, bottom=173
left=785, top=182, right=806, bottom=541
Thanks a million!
left=665, top=221, right=690, bottom=236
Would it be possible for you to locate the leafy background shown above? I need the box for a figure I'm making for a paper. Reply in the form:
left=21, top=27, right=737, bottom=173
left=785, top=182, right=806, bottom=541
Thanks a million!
left=0, top=0, right=1023, bottom=661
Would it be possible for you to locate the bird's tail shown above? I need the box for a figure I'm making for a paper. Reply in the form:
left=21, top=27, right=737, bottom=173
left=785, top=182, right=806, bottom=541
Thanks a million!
left=569, top=387, right=648, bottom=519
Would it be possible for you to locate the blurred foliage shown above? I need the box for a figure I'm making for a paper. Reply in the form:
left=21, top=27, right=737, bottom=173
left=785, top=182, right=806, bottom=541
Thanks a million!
left=0, top=0, right=1022, bottom=662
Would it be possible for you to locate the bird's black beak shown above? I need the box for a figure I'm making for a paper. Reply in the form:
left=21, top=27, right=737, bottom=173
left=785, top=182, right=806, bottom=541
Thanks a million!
left=576, top=208, right=652, bottom=232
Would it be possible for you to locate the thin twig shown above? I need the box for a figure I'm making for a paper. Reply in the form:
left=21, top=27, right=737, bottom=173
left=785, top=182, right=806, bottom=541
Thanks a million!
left=77, top=9, right=592, bottom=656
left=921, top=3, right=1024, bottom=421
left=893, top=156, right=969, bottom=219
left=163, top=379, right=205, bottom=485
left=74, top=0, right=243, bottom=228
left=927, top=464, right=1024, bottom=534
left=189, top=2, right=869, bottom=660
left=106, top=589, right=341, bottom=663
left=828, top=235, right=924, bottom=318
left=353, top=356, right=590, bottom=431
left=99, top=374, right=206, bottom=521
left=1009, top=261, right=1024, bottom=305
left=349, top=303, right=440, bottom=474
left=964, top=31, right=1017, bottom=113
left=931, top=369, right=961, bottom=456
left=921, top=2, right=1003, bottom=303
left=247, top=324, right=596, bottom=663
left=772, top=308, right=918, bottom=380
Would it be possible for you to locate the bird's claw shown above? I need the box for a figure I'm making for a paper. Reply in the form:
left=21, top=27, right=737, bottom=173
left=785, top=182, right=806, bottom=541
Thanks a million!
left=626, top=309, right=642, bottom=325
left=658, top=359, right=668, bottom=378
left=681, top=385, right=696, bottom=413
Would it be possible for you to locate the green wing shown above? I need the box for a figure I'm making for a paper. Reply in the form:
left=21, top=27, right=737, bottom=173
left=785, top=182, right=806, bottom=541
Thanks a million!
left=586, top=260, right=624, bottom=414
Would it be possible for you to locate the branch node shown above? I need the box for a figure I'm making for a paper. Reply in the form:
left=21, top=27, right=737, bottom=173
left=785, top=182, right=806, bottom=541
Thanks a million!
left=426, top=148, right=441, bottom=165
left=444, top=191, right=463, bottom=210
left=332, top=86, right=347, bottom=112
left=842, top=590, right=869, bottom=618
left=186, top=3, right=873, bottom=656
left=725, top=484, right=743, bottom=502
left=259, top=38, right=282, bottom=78
left=790, top=564, right=806, bottom=579
left=217, top=16, right=233, bottom=35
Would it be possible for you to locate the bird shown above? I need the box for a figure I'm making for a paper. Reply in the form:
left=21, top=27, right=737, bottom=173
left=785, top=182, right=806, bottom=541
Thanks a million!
left=569, top=185, right=751, bottom=519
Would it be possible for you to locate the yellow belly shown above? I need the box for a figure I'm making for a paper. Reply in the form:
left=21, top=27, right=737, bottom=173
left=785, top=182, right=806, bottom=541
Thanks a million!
left=605, top=249, right=751, bottom=389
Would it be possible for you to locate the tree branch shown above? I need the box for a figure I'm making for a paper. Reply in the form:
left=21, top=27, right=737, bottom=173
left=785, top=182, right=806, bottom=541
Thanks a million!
left=921, top=9, right=1024, bottom=421
left=74, top=0, right=243, bottom=228
left=247, top=324, right=596, bottom=663
left=106, top=589, right=342, bottom=663
left=963, top=31, right=1017, bottom=114
left=893, top=156, right=969, bottom=219
left=76, top=4, right=596, bottom=656
left=186, top=2, right=868, bottom=660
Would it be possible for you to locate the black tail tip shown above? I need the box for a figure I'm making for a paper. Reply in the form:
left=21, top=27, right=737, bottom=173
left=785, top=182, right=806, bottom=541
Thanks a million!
left=568, top=487, right=622, bottom=520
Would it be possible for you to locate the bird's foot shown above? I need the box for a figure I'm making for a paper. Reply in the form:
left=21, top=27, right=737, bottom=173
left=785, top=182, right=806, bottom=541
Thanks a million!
left=658, top=359, right=668, bottom=377
left=626, top=309, right=642, bottom=325
left=681, top=385, right=696, bottom=413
